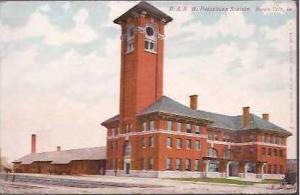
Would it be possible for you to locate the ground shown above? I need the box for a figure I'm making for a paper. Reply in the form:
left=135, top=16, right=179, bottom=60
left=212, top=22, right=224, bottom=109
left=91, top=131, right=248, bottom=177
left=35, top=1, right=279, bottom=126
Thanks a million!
left=0, top=173, right=297, bottom=194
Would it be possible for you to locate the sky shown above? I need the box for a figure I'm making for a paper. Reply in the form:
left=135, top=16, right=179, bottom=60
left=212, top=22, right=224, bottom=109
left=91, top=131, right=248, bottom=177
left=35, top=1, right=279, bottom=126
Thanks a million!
left=0, top=1, right=297, bottom=163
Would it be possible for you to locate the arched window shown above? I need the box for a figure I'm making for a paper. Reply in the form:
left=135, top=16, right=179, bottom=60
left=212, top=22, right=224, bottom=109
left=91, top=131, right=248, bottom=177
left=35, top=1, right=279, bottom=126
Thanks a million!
left=208, top=148, right=217, bottom=158
left=126, top=25, right=135, bottom=53
left=144, top=25, right=156, bottom=52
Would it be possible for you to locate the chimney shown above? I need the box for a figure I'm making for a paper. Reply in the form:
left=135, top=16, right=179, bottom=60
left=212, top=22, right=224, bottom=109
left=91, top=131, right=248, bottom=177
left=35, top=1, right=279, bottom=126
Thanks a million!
left=189, top=95, right=198, bottom=110
left=31, top=134, right=36, bottom=154
left=57, top=146, right=61, bottom=151
left=262, top=113, right=269, bottom=121
left=242, top=107, right=250, bottom=128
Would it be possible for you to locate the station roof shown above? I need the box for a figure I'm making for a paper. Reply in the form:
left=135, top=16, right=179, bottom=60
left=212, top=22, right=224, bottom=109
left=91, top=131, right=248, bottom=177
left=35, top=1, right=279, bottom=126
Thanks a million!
left=13, top=146, right=106, bottom=165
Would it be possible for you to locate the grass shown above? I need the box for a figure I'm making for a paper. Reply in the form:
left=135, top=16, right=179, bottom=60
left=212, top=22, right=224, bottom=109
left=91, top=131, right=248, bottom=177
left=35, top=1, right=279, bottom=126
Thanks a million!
left=166, top=178, right=283, bottom=186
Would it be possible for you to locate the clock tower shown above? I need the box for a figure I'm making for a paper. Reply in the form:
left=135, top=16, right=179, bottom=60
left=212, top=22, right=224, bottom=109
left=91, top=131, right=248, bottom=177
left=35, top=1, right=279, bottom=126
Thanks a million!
left=114, top=2, right=173, bottom=132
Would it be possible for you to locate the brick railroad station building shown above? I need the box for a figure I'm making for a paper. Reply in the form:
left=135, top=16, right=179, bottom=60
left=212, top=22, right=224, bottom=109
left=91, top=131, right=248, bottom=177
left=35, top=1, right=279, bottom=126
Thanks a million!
left=101, top=1, right=292, bottom=179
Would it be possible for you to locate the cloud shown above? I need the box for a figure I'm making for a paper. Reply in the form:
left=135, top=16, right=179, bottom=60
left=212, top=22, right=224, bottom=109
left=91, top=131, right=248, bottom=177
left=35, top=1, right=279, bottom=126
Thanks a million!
left=0, top=7, right=98, bottom=46
left=260, top=19, right=296, bottom=52
left=62, top=1, right=71, bottom=12
left=259, top=1, right=296, bottom=15
left=37, top=4, right=51, bottom=12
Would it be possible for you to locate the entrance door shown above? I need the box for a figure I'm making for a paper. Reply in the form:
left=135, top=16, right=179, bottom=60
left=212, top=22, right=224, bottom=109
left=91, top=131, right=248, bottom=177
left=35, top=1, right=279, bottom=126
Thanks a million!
left=229, top=163, right=239, bottom=176
left=125, top=163, right=130, bottom=174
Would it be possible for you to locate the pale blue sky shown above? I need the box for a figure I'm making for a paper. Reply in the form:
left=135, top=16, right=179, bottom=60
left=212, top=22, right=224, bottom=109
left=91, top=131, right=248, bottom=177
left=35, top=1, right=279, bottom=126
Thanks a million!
left=0, top=1, right=297, bottom=162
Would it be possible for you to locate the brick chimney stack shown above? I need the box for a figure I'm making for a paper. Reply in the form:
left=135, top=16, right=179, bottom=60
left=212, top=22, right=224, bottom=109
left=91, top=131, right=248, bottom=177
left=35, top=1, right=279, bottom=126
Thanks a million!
left=57, top=146, right=61, bottom=151
left=189, top=95, right=198, bottom=110
left=262, top=113, right=269, bottom=121
left=242, top=107, right=250, bottom=128
left=31, top=134, right=36, bottom=154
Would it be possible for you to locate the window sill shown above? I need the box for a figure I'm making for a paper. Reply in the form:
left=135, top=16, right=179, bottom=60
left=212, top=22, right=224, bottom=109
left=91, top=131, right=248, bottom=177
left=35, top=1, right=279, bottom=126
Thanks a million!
left=126, top=50, right=134, bottom=54
left=144, top=49, right=157, bottom=54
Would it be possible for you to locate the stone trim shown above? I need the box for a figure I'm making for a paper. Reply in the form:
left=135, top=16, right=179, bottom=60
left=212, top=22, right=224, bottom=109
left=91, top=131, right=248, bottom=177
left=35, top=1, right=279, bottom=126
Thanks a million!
left=207, top=140, right=286, bottom=148
left=107, top=129, right=208, bottom=139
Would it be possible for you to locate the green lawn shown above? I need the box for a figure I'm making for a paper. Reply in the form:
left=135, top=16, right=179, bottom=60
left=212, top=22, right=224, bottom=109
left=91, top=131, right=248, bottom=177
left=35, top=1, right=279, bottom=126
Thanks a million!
left=166, top=178, right=282, bottom=185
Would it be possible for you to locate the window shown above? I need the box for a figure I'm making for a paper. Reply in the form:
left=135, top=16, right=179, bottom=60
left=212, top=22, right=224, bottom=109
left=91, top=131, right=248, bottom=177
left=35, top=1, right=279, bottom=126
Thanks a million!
left=264, top=134, right=268, bottom=142
left=214, top=132, right=218, bottom=141
left=195, top=125, right=200, bottom=134
left=141, top=137, right=145, bottom=148
left=224, top=148, right=231, bottom=159
left=143, top=122, right=147, bottom=131
left=148, top=158, right=154, bottom=170
left=140, top=158, right=144, bottom=170
left=150, top=121, right=155, bottom=131
left=144, top=26, right=156, bottom=52
left=268, top=165, right=272, bottom=174
left=268, top=148, right=272, bottom=156
left=149, top=136, right=154, bottom=147
left=208, top=148, right=217, bottom=158
left=195, top=159, right=200, bottom=171
left=186, top=124, right=192, bottom=133
left=281, top=138, right=285, bottom=145
left=176, top=138, right=182, bottom=149
left=249, top=134, right=255, bottom=142
left=208, top=131, right=213, bottom=140
left=279, top=150, right=283, bottom=157
left=273, top=165, right=278, bottom=174
left=247, top=163, right=256, bottom=173
left=124, top=141, right=131, bottom=156
left=274, top=149, right=278, bottom=156
left=195, top=140, right=201, bottom=150
left=176, top=159, right=182, bottom=170
left=275, top=137, right=280, bottom=144
left=249, top=147, right=255, bottom=153
left=166, top=158, right=172, bottom=170
left=208, top=161, right=219, bottom=172
left=177, top=122, right=182, bottom=132
left=166, top=137, right=172, bottom=148
left=167, top=121, right=173, bottom=131
left=272, top=136, right=276, bottom=144
left=262, top=148, right=266, bottom=155
left=126, top=25, right=135, bottom=53
left=185, top=159, right=191, bottom=171
left=186, top=139, right=192, bottom=149
left=112, top=128, right=116, bottom=136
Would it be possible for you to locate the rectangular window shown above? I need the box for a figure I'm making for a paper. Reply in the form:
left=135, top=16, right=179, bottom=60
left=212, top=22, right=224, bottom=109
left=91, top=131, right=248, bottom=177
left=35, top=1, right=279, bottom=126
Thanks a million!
left=262, top=148, right=266, bottom=155
left=186, top=139, right=192, bottom=149
left=195, top=125, right=200, bottom=134
left=268, top=165, right=272, bottom=174
left=273, top=165, right=277, bottom=174
left=176, top=159, right=182, bottom=170
left=195, top=159, right=200, bottom=171
left=177, top=122, right=182, bottom=132
left=268, top=148, right=272, bottom=156
left=143, top=122, right=147, bottom=131
left=149, top=136, right=154, bottom=147
left=195, top=140, right=201, bottom=150
left=274, top=149, right=278, bottom=156
left=166, top=137, right=172, bottom=148
left=166, top=158, right=172, bottom=170
left=208, top=131, right=213, bottom=140
left=186, top=124, right=192, bottom=133
left=148, top=158, right=154, bottom=170
left=127, top=41, right=134, bottom=53
left=150, top=121, right=155, bottom=131
left=141, top=137, right=145, bottom=148
left=279, top=150, right=283, bottom=157
left=144, top=41, right=149, bottom=50
left=185, top=159, right=191, bottom=171
left=249, top=134, right=255, bottom=142
left=167, top=121, right=173, bottom=131
left=249, top=147, right=255, bottom=153
left=176, top=138, right=182, bottom=149
left=112, top=128, right=116, bottom=136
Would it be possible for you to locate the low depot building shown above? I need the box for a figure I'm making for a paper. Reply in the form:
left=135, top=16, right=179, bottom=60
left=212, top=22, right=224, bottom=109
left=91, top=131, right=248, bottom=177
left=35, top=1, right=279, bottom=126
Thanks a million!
left=13, top=135, right=106, bottom=175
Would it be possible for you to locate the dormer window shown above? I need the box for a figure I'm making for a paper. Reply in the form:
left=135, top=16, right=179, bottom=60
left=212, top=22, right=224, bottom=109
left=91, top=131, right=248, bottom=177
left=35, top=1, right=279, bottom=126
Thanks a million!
left=144, top=25, right=156, bottom=53
left=126, top=25, right=135, bottom=53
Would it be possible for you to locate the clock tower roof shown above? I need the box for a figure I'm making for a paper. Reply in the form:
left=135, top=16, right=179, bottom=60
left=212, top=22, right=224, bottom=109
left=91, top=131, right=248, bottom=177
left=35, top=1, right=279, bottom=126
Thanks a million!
left=113, top=1, right=173, bottom=24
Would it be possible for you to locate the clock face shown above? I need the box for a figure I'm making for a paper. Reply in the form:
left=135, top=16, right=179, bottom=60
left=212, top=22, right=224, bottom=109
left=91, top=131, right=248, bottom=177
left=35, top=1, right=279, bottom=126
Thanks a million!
left=146, top=27, right=154, bottom=36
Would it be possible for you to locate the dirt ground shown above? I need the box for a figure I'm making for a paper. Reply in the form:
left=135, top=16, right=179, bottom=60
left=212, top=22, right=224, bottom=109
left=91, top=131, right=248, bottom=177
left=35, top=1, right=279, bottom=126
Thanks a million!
left=0, top=174, right=297, bottom=194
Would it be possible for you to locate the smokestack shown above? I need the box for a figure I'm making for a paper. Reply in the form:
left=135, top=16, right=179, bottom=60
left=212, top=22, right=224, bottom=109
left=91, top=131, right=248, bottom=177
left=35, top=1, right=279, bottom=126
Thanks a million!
left=189, top=95, right=198, bottom=110
left=262, top=113, right=269, bottom=121
left=31, top=134, right=36, bottom=154
left=242, top=107, right=250, bottom=128
left=57, top=146, right=61, bottom=151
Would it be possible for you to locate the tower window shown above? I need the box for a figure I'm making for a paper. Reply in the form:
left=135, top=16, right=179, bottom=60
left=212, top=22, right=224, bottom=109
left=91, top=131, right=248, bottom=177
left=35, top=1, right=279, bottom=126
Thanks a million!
left=144, top=25, right=156, bottom=53
left=126, top=25, right=135, bottom=53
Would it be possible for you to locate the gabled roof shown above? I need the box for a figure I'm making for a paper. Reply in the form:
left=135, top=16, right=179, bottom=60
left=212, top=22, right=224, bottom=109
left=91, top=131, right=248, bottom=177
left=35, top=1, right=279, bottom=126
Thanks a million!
left=13, top=146, right=106, bottom=165
left=113, top=1, right=173, bottom=24
left=101, top=114, right=119, bottom=126
left=198, top=110, right=292, bottom=135
left=137, top=96, right=212, bottom=123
